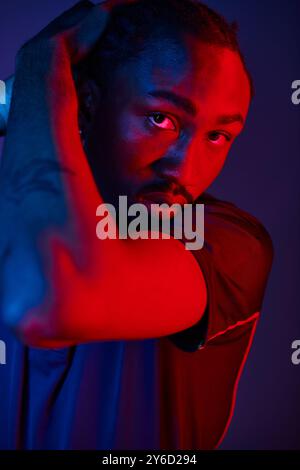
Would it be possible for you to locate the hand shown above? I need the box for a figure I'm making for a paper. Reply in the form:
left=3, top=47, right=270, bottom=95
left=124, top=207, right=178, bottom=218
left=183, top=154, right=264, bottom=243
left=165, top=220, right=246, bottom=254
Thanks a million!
left=17, top=1, right=110, bottom=64
left=0, top=0, right=136, bottom=135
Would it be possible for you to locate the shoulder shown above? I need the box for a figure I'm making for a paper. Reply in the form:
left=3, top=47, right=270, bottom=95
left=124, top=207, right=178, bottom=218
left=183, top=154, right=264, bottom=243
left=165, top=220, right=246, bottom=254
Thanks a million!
left=168, top=193, right=274, bottom=350
left=190, top=193, right=274, bottom=328
left=196, top=192, right=274, bottom=280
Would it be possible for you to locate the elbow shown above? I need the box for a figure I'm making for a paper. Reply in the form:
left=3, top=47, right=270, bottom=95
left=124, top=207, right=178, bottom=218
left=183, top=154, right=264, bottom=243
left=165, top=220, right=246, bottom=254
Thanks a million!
left=4, top=305, right=70, bottom=349
left=10, top=310, right=82, bottom=349
left=1, top=235, right=104, bottom=348
left=2, top=287, right=81, bottom=349
left=6, top=284, right=107, bottom=349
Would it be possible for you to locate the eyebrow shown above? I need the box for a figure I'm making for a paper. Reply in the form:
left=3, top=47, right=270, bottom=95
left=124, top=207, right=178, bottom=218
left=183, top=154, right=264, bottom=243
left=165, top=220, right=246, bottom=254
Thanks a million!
left=148, top=90, right=197, bottom=117
left=148, top=90, right=245, bottom=125
left=216, top=114, right=244, bottom=126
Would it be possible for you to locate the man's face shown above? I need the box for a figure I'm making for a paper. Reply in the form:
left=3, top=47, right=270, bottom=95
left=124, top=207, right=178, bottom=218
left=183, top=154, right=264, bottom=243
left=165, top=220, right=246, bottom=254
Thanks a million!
left=84, top=33, right=251, bottom=208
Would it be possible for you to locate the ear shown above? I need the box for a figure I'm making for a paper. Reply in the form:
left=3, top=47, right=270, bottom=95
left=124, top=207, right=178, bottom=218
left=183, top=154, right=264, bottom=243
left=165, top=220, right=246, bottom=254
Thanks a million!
left=77, top=78, right=101, bottom=137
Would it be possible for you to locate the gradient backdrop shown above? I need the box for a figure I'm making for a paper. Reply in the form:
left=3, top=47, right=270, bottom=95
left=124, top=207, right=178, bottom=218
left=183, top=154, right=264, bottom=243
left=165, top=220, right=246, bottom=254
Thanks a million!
left=0, top=0, right=299, bottom=450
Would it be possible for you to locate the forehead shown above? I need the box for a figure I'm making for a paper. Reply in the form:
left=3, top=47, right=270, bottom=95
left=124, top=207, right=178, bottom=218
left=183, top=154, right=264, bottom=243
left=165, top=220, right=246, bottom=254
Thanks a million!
left=115, top=34, right=251, bottom=119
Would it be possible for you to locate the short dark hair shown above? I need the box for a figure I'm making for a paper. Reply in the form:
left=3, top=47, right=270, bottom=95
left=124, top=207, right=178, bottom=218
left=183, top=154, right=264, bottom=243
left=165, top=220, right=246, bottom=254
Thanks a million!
left=82, top=0, right=253, bottom=96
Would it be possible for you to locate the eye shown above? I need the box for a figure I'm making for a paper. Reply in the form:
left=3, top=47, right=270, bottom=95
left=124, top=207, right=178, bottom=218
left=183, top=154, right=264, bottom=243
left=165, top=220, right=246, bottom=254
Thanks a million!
left=148, top=112, right=177, bottom=131
left=208, top=131, right=231, bottom=146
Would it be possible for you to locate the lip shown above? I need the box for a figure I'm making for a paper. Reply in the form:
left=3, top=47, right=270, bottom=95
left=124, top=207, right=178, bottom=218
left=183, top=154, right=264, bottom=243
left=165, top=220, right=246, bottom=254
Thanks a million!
left=136, top=191, right=188, bottom=206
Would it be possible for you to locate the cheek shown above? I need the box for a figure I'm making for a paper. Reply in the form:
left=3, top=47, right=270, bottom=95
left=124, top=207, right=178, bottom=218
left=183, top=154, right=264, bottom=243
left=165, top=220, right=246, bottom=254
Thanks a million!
left=191, top=145, right=229, bottom=193
left=117, top=114, right=173, bottom=171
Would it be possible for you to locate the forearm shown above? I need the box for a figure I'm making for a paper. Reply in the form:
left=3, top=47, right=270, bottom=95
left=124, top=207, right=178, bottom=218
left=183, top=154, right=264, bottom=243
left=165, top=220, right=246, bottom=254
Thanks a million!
left=0, top=36, right=207, bottom=348
left=2, top=45, right=101, bottom=252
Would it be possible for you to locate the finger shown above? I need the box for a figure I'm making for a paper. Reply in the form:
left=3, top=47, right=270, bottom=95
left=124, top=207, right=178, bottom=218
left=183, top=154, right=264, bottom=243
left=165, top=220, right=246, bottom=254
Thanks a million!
left=69, top=0, right=138, bottom=61
left=68, top=5, right=110, bottom=62
left=39, top=1, right=94, bottom=38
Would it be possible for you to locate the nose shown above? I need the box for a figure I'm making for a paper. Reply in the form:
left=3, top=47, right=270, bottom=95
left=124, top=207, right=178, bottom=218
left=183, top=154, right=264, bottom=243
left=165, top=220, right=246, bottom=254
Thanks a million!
left=151, top=140, right=197, bottom=189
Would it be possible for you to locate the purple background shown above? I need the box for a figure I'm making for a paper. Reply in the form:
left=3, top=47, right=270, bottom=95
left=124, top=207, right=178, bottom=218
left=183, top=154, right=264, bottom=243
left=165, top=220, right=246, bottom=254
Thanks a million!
left=0, top=0, right=299, bottom=450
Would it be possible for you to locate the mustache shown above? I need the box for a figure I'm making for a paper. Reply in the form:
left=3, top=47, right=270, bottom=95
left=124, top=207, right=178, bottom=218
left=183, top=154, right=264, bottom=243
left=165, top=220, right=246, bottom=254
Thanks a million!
left=136, top=177, right=194, bottom=204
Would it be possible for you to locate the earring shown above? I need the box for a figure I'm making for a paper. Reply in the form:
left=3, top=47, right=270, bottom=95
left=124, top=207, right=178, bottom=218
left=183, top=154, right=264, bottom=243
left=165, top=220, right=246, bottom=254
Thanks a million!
left=79, top=128, right=86, bottom=148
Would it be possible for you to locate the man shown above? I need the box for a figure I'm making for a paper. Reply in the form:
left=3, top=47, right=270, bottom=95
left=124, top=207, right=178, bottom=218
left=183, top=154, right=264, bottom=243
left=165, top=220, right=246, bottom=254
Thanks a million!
left=0, top=0, right=273, bottom=449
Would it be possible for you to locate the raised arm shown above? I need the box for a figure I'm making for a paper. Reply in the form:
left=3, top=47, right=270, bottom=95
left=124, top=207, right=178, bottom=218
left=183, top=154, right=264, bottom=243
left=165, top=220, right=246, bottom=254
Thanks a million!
left=0, top=1, right=207, bottom=348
